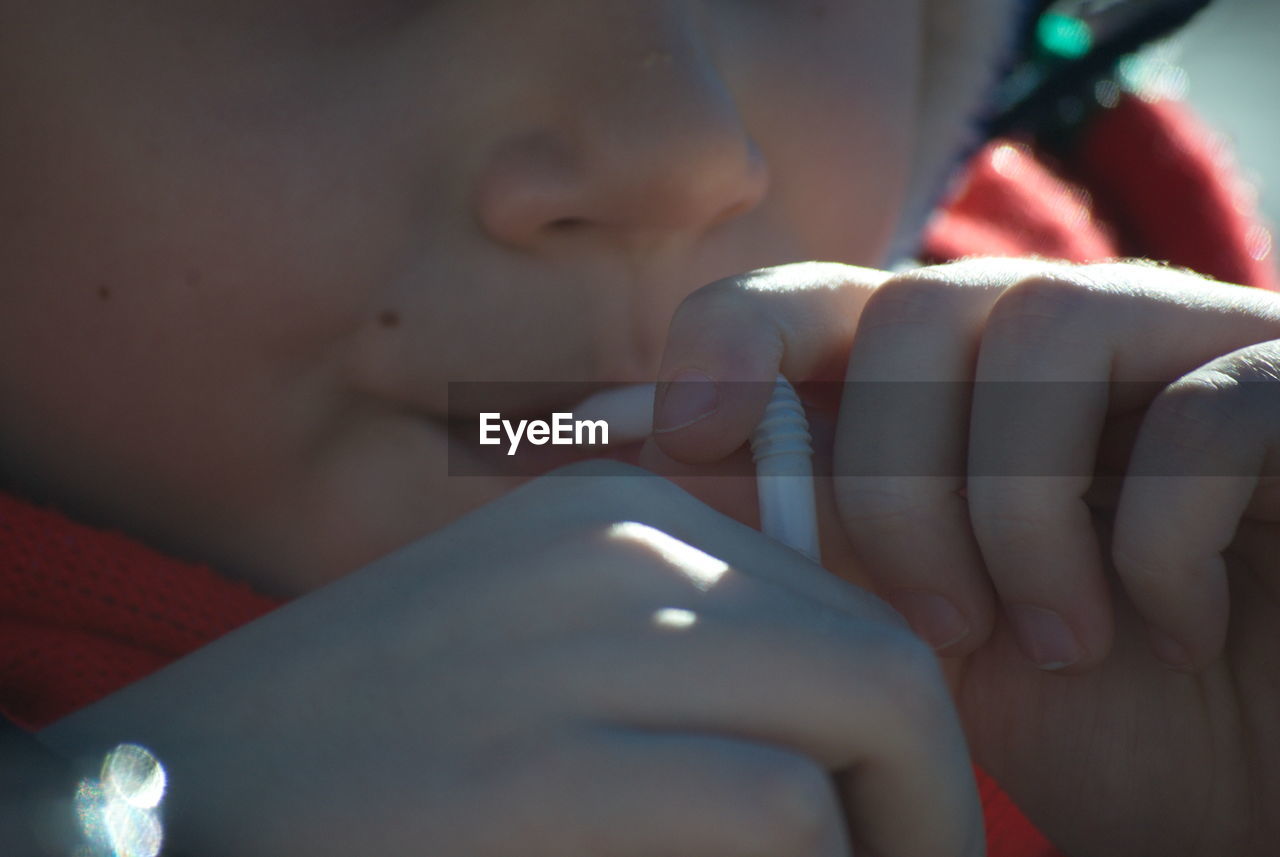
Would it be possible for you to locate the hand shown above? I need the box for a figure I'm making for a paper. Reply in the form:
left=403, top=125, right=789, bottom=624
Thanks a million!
left=652, top=258, right=1280, bottom=856
left=40, top=461, right=982, bottom=857
left=2, top=715, right=80, bottom=856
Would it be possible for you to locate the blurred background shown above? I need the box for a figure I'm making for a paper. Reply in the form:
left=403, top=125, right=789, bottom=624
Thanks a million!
left=1178, top=0, right=1279, bottom=252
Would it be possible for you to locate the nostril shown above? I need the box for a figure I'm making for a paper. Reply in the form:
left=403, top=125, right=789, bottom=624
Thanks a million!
left=709, top=198, right=755, bottom=230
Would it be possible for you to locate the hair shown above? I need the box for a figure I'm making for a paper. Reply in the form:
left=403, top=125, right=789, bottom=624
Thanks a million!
left=889, top=0, right=1029, bottom=264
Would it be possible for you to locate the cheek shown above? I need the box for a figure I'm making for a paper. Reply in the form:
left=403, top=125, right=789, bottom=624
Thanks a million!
left=0, top=128, right=350, bottom=491
left=0, top=1, right=424, bottom=359
left=732, top=2, right=921, bottom=266
left=0, top=8, right=429, bottom=377
left=0, top=7, right=416, bottom=525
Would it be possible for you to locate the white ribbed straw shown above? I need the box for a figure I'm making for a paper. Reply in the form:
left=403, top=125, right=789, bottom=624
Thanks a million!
left=749, top=375, right=821, bottom=563
left=570, top=376, right=821, bottom=562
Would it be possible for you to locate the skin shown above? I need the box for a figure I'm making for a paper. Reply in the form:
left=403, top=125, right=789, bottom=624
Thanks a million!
left=5, top=3, right=980, bottom=856
left=43, top=470, right=985, bottom=857
left=3, top=1, right=1278, bottom=855
left=653, top=259, right=1280, bottom=855
left=0, top=0, right=919, bottom=595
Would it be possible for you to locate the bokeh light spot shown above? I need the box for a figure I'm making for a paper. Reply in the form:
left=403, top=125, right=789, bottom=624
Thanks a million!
left=75, top=745, right=167, bottom=857
left=1037, top=14, right=1094, bottom=60
left=103, top=744, right=166, bottom=809
left=1246, top=225, right=1273, bottom=262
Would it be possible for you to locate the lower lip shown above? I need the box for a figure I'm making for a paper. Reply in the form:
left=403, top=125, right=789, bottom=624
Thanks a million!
left=443, top=417, right=645, bottom=478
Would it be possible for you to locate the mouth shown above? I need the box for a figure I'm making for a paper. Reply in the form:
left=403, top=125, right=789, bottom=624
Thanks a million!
left=441, top=383, right=655, bottom=477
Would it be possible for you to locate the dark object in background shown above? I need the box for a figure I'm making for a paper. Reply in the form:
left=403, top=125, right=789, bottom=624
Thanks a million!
left=989, top=0, right=1214, bottom=148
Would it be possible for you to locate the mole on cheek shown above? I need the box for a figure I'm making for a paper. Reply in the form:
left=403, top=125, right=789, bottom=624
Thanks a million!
left=96, top=285, right=112, bottom=301
left=377, top=309, right=401, bottom=329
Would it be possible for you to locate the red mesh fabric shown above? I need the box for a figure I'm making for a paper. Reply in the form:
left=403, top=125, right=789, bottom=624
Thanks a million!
left=0, top=492, right=275, bottom=729
left=3, top=94, right=1276, bottom=857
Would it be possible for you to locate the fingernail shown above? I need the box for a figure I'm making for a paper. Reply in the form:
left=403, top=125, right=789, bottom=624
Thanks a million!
left=1148, top=627, right=1193, bottom=671
left=1009, top=603, right=1082, bottom=671
left=654, top=370, right=718, bottom=433
left=885, top=589, right=971, bottom=651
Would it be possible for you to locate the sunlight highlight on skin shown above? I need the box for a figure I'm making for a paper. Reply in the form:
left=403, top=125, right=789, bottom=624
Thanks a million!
left=607, top=522, right=730, bottom=592
left=652, top=607, right=700, bottom=630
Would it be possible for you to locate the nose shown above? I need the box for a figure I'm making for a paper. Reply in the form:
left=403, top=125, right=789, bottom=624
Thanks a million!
left=473, top=15, right=769, bottom=252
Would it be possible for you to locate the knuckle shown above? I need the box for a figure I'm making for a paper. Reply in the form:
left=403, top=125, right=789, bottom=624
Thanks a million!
left=974, top=508, right=1056, bottom=558
left=1109, top=538, right=1170, bottom=587
left=484, top=732, right=588, bottom=830
left=544, top=519, right=662, bottom=571
left=860, top=273, right=968, bottom=329
left=1144, top=373, right=1242, bottom=459
left=1232, top=343, right=1280, bottom=385
left=552, top=518, right=731, bottom=599
left=494, top=733, right=675, bottom=857
left=835, top=476, right=950, bottom=524
left=840, top=623, right=952, bottom=730
left=987, top=273, right=1094, bottom=341
left=593, top=518, right=688, bottom=559
left=1149, top=358, right=1280, bottom=454
left=522, top=523, right=654, bottom=601
left=723, top=756, right=837, bottom=855
left=967, top=478, right=1070, bottom=549
left=674, top=275, right=761, bottom=328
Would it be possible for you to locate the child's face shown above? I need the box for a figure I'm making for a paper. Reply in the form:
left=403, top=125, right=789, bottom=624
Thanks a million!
left=0, top=1, right=922, bottom=592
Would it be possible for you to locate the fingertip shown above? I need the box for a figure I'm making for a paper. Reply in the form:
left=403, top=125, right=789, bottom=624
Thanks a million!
left=652, top=372, right=774, bottom=463
left=1147, top=625, right=1199, bottom=673
left=653, top=370, right=719, bottom=434
left=1006, top=602, right=1113, bottom=674
left=881, top=588, right=985, bottom=656
left=1112, top=544, right=1230, bottom=675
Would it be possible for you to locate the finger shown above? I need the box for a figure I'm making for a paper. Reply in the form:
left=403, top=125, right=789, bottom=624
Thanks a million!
left=835, top=258, right=1052, bottom=656
left=965, top=271, right=1120, bottom=672
left=1080, top=263, right=1280, bottom=387
left=653, top=262, right=890, bottom=463
left=527, top=728, right=853, bottom=857
left=970, top=266, right=1280, bottom=672
left=1112, top=343, right=1280, bottom=671
left=559, top=590, right=981, bottom=857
